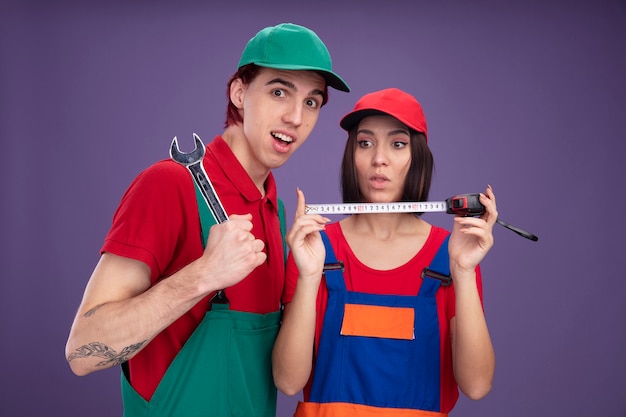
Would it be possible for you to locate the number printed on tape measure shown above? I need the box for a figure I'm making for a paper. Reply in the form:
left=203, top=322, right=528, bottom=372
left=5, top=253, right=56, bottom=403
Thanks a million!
left=305, top=201, right=447, bottom=215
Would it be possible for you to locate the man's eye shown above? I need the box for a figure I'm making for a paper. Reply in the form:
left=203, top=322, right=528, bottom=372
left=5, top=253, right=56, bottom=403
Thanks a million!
left=272, top=89, right=285, bottom=97
left=306, top=98, right=319, bottom=109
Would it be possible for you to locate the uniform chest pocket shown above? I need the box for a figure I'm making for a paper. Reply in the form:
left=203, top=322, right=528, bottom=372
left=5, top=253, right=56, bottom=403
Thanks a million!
left=341, top=303, right=415, bottom=340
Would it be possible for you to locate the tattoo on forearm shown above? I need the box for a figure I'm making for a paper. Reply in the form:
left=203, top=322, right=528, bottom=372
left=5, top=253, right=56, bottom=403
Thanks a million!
left=67, top=340, right=147, bottom=367
left=83, top=305, right=103, bottom=318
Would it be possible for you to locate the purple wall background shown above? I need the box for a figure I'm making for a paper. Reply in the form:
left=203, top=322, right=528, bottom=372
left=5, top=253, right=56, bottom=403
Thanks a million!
left=2, top=1, right=625, bottom=416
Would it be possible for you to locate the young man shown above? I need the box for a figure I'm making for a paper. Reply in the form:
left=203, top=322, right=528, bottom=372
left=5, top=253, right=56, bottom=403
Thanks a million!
left=65, top=23, right=349, bottom=416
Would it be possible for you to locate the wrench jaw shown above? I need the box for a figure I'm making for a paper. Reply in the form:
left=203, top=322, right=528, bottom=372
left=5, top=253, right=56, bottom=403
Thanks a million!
left=170, top=133, right=206, bottom=166
left=169, top=133, right=228, bottom=224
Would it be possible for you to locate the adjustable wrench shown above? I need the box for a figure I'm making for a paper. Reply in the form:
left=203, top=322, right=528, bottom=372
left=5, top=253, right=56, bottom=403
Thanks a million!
left=170, top=133, right=229, bottom=302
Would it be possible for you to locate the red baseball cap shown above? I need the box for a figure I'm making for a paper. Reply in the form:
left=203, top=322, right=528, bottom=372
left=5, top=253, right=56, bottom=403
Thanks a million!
left=339, top=88, right=428, bottom=141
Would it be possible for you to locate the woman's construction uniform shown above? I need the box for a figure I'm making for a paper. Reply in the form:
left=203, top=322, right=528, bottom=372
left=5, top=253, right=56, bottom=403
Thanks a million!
left=287, top=223, right=483, bottom=416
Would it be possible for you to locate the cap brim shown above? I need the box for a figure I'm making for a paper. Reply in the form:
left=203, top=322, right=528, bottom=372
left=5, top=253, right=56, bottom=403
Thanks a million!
left=254, top=62, right=350, bottom=92
left=321, top=72, right=350, bottom=92
left=340, top=109, right=388, bottom=131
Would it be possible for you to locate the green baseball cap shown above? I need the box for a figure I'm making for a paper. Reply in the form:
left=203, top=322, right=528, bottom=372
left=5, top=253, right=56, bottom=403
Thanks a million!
left=238, top=23, right=350, bottom=92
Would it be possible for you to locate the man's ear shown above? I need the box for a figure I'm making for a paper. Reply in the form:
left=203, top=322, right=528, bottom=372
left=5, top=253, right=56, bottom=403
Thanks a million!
left=229, top=78, right=245, bottom=109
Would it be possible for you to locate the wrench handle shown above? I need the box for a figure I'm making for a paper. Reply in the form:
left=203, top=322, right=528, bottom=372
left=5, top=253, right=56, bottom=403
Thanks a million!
left=187, top=161, right=230, bottom=304
left=187, top=161, right=229, bottom=224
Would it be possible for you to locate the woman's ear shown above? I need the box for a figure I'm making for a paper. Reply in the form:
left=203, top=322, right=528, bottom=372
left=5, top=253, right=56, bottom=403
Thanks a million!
left=229, top=78, right=245, bottom=109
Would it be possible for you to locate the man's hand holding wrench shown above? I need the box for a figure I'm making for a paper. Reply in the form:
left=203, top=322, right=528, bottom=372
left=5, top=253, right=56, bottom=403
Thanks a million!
left=170, top=134, right=266, bottom=303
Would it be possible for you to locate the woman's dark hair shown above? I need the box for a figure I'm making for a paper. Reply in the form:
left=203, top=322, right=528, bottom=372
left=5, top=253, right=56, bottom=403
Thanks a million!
left=224, top=64, right=329, bottom=128
left=340, top=126, right=433, bottom=205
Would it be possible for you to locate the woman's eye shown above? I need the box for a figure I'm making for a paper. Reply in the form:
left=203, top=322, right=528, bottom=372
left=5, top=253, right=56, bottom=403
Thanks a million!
left=357, top=139, right=373, bottom=148
left=393, top=141, right=408, bottom=149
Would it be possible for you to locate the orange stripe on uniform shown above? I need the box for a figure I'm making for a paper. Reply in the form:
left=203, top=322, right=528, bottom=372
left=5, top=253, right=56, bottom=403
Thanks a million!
left=294, top=401, right=447, bottom=417
left=341, top=304, right=414, bottom=340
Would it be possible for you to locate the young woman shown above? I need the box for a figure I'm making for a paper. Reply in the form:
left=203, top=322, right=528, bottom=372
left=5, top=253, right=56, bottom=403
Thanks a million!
left=273, top=88, right=497, bottom=416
